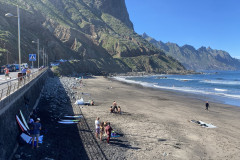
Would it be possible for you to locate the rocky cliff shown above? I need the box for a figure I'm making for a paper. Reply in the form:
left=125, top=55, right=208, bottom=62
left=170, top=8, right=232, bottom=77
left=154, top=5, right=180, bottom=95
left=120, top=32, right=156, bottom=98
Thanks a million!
left=0, top=0, right=185, bottom=74
left=143, top=33, right=240, bottom=71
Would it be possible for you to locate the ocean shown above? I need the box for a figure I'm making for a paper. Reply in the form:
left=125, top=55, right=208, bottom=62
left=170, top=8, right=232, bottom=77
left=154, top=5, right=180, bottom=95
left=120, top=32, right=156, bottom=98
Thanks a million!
left=114, top=71, right=240, bottom=107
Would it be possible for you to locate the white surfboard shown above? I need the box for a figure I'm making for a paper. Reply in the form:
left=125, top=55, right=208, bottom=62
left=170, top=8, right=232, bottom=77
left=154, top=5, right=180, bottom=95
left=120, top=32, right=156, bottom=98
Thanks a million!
left=20, top=110, right=29, bottom=130
left=16, top=115, right=28, bottom=132
left=64, top=115, right=83, bottom=118
left=58, top=121, right=79, bottom=124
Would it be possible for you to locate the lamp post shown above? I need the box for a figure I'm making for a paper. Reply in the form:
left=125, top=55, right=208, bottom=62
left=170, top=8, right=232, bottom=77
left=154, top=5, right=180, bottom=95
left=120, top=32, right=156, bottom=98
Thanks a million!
left=42, top=48, right=44, bottom=67
left=32, top=39, right=39, bottom=69
left=5, top=5, right=21, bottom=72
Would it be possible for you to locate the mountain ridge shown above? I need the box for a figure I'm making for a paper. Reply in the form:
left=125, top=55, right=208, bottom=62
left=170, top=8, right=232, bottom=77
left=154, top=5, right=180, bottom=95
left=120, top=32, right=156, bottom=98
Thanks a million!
left=142, top=33, right=240, bottom=71
left=0, top=0, right=186, bottom=74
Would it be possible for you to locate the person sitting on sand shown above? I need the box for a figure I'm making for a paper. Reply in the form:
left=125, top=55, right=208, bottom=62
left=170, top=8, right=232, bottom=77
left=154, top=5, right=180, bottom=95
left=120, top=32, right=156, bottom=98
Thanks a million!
left=113, top=101, right=118, bottom=112
left=90, top=100, right=94, bottom=106
left=109, top=106, right=113, bottom=113
left=117, top=106, right=121, bottom=114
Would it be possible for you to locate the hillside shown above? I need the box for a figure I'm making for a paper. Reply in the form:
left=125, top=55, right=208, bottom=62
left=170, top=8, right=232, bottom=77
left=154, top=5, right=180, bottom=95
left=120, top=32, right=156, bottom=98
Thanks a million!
left=143, top=33, right=240, bottom=71
left=0, top=0, right=185, bottom=74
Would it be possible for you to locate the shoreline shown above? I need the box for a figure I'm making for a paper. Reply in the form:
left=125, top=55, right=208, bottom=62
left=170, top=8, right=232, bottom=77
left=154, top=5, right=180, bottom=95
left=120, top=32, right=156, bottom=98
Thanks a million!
left=110, top=74, right=240, bottom=108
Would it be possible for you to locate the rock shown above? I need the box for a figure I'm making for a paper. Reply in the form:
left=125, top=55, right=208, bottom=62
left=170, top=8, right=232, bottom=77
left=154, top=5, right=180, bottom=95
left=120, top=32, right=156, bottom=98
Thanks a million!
left=15, top=154, right=21, bottom=159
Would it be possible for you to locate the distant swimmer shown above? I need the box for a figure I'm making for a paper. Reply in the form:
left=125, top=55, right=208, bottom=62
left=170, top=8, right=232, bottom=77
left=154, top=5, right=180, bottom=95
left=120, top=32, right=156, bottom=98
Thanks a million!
left=205, top=101, right=209, bottom=110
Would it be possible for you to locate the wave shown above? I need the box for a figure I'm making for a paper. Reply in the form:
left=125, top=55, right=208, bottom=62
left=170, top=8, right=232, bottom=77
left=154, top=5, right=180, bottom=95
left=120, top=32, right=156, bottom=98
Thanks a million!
left=200, top=80, right=240, bottom=85
left=113, top=76, right=240, bottom=100
left=214, top=88, right=228, bottom=92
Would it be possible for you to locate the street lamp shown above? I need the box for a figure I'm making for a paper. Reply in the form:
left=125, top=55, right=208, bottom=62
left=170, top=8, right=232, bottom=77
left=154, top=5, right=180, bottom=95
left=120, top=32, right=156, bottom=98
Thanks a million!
left=32, top=39, right=39, bottom=69
left=5, top=5, right=21, bottom=72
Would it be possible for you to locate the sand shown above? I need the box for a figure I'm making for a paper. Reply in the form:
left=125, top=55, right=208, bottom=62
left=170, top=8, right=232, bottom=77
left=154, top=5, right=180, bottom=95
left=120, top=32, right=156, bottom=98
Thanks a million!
left=14, top=76, right=240, bottom=160
left=78, top=76, right=240, bottom=160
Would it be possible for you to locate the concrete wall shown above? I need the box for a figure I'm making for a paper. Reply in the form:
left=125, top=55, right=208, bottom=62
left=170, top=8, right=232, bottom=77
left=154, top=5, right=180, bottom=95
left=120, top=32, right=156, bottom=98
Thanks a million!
left=0, top=69, right=49, bottom=160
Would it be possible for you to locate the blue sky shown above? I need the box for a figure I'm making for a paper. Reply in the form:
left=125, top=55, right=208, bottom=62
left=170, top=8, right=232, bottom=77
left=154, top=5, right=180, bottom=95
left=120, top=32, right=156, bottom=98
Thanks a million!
left=125, top=0, right=240, bottom=59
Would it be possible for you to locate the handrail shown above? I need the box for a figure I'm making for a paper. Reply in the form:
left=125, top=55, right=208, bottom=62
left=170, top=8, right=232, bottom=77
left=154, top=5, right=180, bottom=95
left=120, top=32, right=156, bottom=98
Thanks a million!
left=0, top=68, right=47, bottom=101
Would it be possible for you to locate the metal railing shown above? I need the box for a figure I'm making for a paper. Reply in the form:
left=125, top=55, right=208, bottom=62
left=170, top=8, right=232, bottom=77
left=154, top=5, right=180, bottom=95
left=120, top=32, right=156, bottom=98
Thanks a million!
left=0, top=68, right=47, bottom=101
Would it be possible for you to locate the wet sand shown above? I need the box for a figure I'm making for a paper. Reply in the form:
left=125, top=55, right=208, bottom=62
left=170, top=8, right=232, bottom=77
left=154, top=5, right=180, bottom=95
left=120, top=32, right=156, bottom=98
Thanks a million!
left=14, top=76, right=240, bottom=160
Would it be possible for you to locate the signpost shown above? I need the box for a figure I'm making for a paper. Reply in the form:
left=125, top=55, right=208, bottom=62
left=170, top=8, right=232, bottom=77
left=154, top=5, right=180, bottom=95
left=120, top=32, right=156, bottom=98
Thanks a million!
left=29, top=54, right=36, bottom=69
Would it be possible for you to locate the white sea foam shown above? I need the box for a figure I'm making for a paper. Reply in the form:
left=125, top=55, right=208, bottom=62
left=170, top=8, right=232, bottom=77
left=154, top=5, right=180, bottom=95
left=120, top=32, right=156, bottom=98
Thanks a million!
left=214, top=88, right=228, bottom=92
left=114, top=76, right=240, bottom=100
left=201, top=80, right=240, bottom=85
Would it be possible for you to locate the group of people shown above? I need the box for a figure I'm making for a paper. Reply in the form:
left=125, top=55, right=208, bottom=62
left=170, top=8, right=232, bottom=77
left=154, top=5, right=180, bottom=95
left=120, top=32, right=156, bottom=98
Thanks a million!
left=95, top=117, right=113, bottom=144
left=28, top=116, right=42, bottom=149
left=109, top=101, right=121, bottom=114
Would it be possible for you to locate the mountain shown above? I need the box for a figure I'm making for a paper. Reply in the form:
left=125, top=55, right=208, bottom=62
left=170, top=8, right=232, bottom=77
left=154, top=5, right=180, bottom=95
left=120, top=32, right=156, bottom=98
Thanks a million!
left=0, top=0, right=185, bottom=74
left=142, top=33, right=240, bottom=71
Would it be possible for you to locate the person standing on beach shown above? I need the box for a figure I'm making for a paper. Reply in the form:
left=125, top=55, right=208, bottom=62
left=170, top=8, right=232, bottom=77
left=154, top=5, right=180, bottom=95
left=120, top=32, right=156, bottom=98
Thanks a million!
left=205, top=101, right=209, bottom=110
left=95, top=117, right=100, bottom=139
left=100, top=122, right=104, bottom=141
left=105, top=122, right=113, bottom=144
left=113, top=101, right=118, bottom=112
left=31, top=118, right=41, bottom=149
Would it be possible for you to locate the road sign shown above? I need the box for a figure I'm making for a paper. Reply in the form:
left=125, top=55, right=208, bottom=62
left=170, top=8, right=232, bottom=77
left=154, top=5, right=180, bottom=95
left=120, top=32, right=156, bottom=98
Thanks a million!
left=29, top=54, right=36, bottom=61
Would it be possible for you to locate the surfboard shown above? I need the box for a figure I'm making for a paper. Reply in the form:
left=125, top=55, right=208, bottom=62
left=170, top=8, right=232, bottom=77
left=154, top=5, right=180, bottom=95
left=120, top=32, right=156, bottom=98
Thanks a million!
left=60, top=119, right=80, bottom=122
left=58, top=121, right=79, bottom=124
left=16, top=115, right=28, bottom=132
left=64, top=115, right=83, bottom=118
left=20, top=110, right=29, bottom=130
left=20, top=133, right=32, bottom=144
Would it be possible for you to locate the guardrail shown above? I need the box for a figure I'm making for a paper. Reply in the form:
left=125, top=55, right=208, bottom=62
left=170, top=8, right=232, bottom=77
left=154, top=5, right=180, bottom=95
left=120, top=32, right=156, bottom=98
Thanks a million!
left=0, top=68, right=47, bottom=101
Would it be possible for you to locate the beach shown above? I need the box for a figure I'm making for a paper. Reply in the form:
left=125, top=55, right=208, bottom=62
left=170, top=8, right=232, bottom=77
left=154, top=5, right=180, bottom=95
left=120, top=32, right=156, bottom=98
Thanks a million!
left=14, top=76, right=240, bottom=160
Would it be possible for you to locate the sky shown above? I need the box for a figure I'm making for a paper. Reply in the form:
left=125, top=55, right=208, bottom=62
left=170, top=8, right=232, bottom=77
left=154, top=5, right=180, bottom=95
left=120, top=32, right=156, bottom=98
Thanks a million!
left=125, top=0, right=240, bottom=59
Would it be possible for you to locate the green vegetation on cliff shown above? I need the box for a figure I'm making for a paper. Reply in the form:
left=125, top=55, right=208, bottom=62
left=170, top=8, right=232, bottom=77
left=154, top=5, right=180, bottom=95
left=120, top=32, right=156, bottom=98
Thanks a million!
left=0, top=0, right=186, bottom=74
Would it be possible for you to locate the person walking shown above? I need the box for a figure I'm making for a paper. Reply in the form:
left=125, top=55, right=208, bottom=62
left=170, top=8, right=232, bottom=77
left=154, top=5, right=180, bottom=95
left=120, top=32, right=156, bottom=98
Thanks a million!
left=4, top=67, right=10, bottom=80
left=95, top=117, right=100, bottom=139
left=105, top=122, right=113, bottom=144
left=31, top=118, right=41, bottom=149
left=205, top=101, right=209, bottom=110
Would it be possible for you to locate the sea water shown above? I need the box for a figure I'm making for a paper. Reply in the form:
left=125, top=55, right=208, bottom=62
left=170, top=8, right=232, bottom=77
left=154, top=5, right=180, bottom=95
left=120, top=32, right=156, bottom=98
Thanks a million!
left=114, top=71, right=240, bottom=107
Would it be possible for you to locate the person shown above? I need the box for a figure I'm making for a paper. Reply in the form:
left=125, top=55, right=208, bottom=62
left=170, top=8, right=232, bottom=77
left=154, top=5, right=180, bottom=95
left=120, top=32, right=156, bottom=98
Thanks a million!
left=4, top=67, right=10, bottom=79
left=26, top=68, right=31, bottom=77
left=90, top=100, right=94, bottom=106
left=21, top=67, right=27, bottom=77
left=105, top=122, right=113, bottom=144
left=205, top=101, right=209, bottom=110
left=95, top=117, right=100, bottom=139
left=100, top=122, right=104, bottom=141
left=117, top=106, right=121, bottom=114
left=113, top=101, right=118, bottom=112
left=109, top=106, right=113, bottom=113
left=31, top=118, right=41, bottom=149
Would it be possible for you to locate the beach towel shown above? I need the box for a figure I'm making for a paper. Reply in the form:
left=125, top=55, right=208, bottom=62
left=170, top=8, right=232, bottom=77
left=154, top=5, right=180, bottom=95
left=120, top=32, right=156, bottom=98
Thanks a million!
left=111, top=131, right=121, bottom=138
left=191, top=120, right=217, bottom=128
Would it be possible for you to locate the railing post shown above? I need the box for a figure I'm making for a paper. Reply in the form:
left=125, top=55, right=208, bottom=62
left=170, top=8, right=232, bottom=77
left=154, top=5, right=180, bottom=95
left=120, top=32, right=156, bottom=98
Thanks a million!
left=0, top=89, right=3, bottom=100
